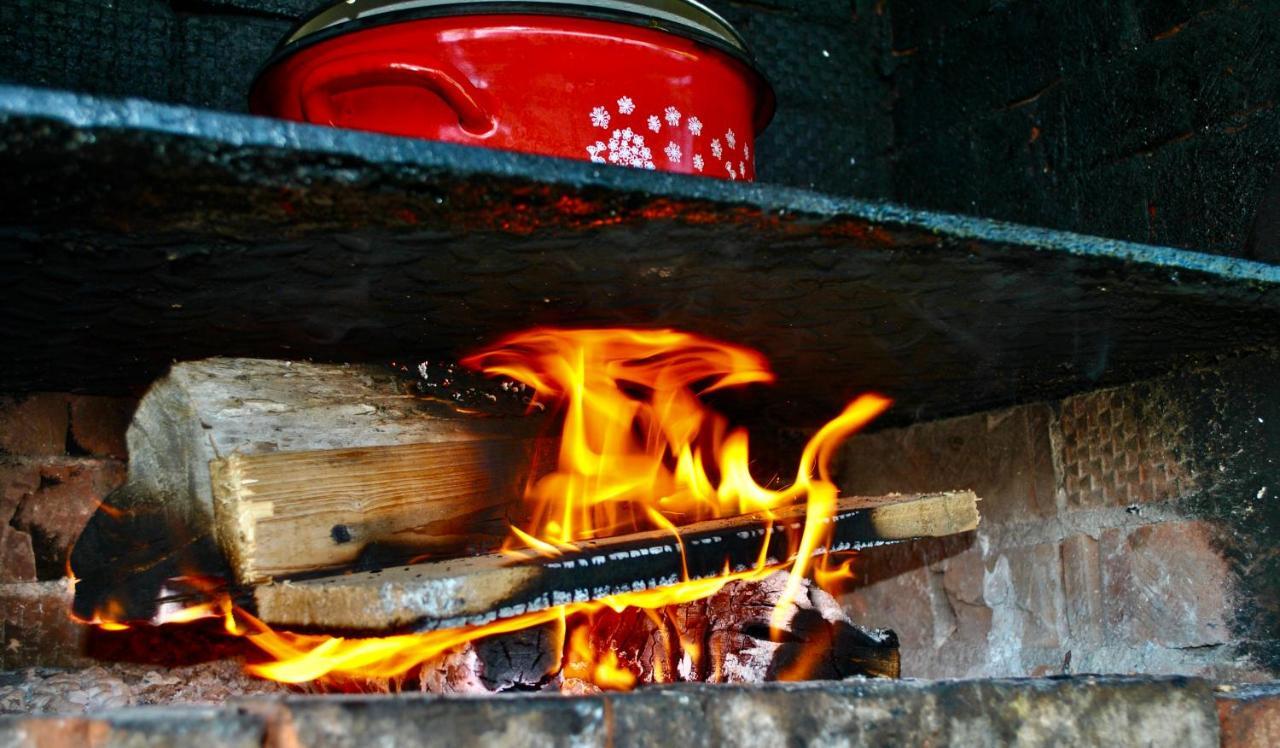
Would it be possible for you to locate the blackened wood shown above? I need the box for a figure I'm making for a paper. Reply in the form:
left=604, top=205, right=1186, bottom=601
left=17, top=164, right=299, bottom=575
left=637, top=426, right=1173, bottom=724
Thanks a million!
left=70, top=484, right=231, bottom=622
left=251, top=491, right=979, bottom=631
left=420, top=622, right=562, bottom=694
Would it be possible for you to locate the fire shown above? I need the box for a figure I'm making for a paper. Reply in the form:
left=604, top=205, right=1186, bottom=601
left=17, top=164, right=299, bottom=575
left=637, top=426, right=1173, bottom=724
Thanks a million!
left=77, top=327, right=889, bottom=690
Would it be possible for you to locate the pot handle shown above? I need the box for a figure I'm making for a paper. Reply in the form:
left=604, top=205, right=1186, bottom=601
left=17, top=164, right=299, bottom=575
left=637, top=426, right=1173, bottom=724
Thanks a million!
left=300, top=53, right=497, bottom=136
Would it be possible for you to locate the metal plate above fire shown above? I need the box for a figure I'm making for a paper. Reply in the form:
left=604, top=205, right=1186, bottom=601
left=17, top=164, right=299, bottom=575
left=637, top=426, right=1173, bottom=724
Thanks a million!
left=2, top=84, right=1279, bottom=425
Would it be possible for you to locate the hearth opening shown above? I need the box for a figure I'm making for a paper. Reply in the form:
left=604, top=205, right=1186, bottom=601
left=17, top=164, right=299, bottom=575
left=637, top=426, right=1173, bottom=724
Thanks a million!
left=3, top=0, right=1279, bottom=744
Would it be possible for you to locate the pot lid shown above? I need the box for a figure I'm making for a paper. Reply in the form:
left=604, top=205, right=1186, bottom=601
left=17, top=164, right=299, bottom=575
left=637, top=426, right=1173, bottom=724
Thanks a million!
left=283, top=1, right=754, bottom=61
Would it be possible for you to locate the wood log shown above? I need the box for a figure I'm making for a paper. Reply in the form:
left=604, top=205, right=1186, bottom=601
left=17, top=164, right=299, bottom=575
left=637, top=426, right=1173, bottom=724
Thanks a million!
left=208, top=439, right=548, bottom=582
left=252, top=490, right=980, bottom=631
left=72, top=358, right=545, bottom=618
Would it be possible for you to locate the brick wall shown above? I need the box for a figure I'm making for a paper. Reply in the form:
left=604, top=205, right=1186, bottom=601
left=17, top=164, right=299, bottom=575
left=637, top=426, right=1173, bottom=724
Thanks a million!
left=888, top=0, right=1280, bottom=259
left=836, top=350, right=1280, bottom=679
left=0, top=393, right=134, bottom=668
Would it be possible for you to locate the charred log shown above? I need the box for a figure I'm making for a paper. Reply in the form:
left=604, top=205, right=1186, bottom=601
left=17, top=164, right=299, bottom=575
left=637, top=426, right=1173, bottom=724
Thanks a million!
left=555, top=571, right=897, bottom=692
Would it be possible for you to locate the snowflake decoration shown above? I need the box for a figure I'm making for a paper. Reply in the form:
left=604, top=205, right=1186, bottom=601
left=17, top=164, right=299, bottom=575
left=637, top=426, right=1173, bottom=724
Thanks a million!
left=590, top=106, right=611, bottom=128
left=744, top=144, right=750, bottom=160
left=725, top=161, right=737, bottom=180
left=739, top=161, right=746, bottom=176
left=647, top=115, right=661, bottom=133
left=586, top=141, right=607, bottom=164
left=606, top=128, right=654, bottom=169
left=710, top=138, right=723, bottom=159
left=664, top=106, right=682, bottom=127
left=725, top=128, right=737, bottom=149
left=617, top=96, right=635, bottom=115
left=664, top=141, right=682, bottom=163
left=687, top=116, right=703, bottom=136
left=692, top=154, right=704, bottom=172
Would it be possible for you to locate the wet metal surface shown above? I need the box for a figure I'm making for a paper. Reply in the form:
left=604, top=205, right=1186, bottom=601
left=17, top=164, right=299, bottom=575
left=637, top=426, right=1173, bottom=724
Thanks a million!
left=2, top=85, right=1279, bottom=425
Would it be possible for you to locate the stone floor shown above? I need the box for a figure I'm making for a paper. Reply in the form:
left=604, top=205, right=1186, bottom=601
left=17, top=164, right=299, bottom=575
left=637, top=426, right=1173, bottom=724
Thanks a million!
left=0, top=675, right=1276, bottom=747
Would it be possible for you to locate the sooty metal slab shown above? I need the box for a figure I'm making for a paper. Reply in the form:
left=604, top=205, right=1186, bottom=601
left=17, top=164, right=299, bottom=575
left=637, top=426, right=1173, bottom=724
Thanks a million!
left=2, top=84, right=1278, bottom=425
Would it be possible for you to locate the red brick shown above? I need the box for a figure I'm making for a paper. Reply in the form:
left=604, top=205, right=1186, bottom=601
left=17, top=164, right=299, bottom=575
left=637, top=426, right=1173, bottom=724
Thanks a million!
left=69, top=396, right=135, bottom=459
left=842, top=562, right=936, bottom=676
left=0, top=394, right=68, bottom=456
left=842, top=538, right=992, bottom=678
left=939, top=546, right=994, bottom=673
left=0, top=463, right=40, bottom=582
left=10, top=460, right=127, bottom=578
left=0, top=525, right=37, bottom=582
left=0, top=580, right=90, bottom=668
left=1102, top=521, right=1231, bottom=648
left=837, top=403, right=1058, bottom=523
left=1060, top=533, right=1103, bottom=642
left=1218, top=685, right=1280, bottom=748
left=991, top=542, right=1064, bottom=650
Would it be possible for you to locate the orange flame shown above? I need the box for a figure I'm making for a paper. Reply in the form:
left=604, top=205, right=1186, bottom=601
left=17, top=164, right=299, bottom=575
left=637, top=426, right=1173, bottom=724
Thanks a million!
left=463, top=328, right=889, bottom=631
left=78, top=327, right=889, bottom=689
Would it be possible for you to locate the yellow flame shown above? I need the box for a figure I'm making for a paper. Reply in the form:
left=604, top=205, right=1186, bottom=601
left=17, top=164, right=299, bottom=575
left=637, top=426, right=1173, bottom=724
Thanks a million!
left=565, top=625, right=636, bottom=690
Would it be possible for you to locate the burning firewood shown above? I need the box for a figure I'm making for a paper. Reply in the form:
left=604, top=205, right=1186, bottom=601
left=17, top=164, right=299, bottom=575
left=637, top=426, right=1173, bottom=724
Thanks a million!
left=72, top=358, right=546, bottom=621
left=252, top=490, right=979, bottom=631
left=425, top=571, right=897, bottom=695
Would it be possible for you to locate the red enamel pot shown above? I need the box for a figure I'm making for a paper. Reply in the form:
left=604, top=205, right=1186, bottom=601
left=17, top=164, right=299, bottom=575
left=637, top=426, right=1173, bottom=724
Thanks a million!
left=250, top=1, right=774, bottom=181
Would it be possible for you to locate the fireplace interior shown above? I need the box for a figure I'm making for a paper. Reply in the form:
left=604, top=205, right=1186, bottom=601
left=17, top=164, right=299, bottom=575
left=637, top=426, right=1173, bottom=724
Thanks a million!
left=3, top=1, right=1280, bottom=746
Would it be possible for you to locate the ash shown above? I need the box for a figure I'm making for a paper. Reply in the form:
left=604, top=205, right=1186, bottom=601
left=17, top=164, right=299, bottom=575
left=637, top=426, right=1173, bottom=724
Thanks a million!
left=0, top=661, right=293, bottom=715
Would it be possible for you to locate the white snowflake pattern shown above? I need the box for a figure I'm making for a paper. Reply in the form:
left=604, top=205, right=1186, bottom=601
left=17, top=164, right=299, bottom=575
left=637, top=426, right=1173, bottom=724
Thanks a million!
left=744, top=144, right=750, bottom=160
left=739, top=161, right=746, bottom=177
left=687, top=116, right=703, bottom=136
left=710, top=138, right=723, bottom=159
left=664, top=106, right=682, bottom=127
left=586, top=141, right=607, bottom=163
left=606, top=128, right=655, bottom=169
left=726, top=161, right=737, bottom=180
left=647, top=115, right=661, bottom=133
left=590, top=106, right=611, bottom=128
left=692, top=154, right=704, bottom=172
left=725, top=129, right=737, bottom=149
left=617, top=96, right=635, bottom=115
left=664, top=141, right=682, bottom=163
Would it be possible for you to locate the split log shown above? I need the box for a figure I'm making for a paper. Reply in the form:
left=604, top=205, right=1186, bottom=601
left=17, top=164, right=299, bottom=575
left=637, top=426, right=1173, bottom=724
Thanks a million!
left=72, top=358, right=545, bottom=620
left=207, top=439, right=546, bottom=582
left=252, top=490, right=980, bottom=631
